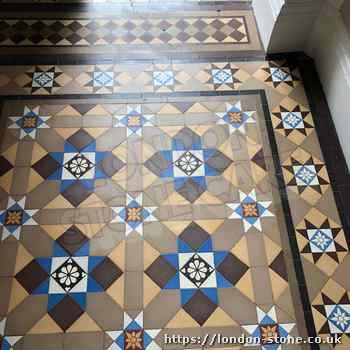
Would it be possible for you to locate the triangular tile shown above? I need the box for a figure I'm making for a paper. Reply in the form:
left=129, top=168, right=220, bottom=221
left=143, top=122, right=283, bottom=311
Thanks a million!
left=54, top=128, right=80, bottom=140
left=44, top=195, right=74, bottom=209
left=235, top=270, right=254, bottom=302
left=8, top=279, right=28, bottom=312
left=203, top=307, right=237, bottom=327
left=66, top=312, right=101, bottom=332
left=158, top=104, right=182, bottom=115
left=29, top=314, right=62, bottom=334
left=162, top=221, right=191, bottom=236
left=56, top=105, right=81, bottom=117
left=196, top=220, right=224, bottom=234
left=231, top=236, right=250, bottom=266
left=14, top=244, right=33, bottom=274
left=108, top=240, right=125, bottom=270
left=107, top=277, right=124, bottom=307
left=143, top=274, right=161, bottom=307
left=166, top=308, right=198, bottom=328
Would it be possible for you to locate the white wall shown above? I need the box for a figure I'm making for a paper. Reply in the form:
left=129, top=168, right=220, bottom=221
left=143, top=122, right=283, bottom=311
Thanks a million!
left=252, top=0, right=283, bottom=50
left=252, top=0, right=350, bottom=168
left=305, top=1, right=350, bottom=166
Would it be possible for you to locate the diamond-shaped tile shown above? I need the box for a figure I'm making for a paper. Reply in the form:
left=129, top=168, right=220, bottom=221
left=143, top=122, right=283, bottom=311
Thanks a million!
left=67, top=129, right=94, bottom=151
left=32, top=154, right=60, bottom=179
left=179, top=222, right=209, bottom=250
left=177, top=178, right=206, bottom=203
left=98, top=153, right=125, bottom=177
left=183, top=290, right=217, bottom=325
left=90, top=257, right=122, bottom=290
left=48, top=295, right=84, bottom=331
left=61, top=181, right=92, bottom=207
left=216, top=252, right=248, bottom=285
left=56, top=225, right=88, bottom=256
left=145, top=256, right=176, bottom=288
left=16, top=260, right=48, bottom=294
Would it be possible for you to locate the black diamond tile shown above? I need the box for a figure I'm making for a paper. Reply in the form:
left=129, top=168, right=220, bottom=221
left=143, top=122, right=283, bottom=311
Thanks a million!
left=145, top=256, right=176, bottom=288
left=183, top=290, right=217, bottom=326
left=56, top=225, right=88, bottom=255
left=67, top=129, right=94, bottom=151
left=64, top=153, right=94, bottom=179
left=49, top=295, right=84, bottom=331
left=179, top=222, right=209, bottom=250
left=0, top=156, right=13, bottom=176
left=206, top=150, right=232, bottom=173
left=90, top=257, right=122, bottom=290
left=98, top=153, right=125, bottom=177
left=16, top=260, right=48, bottom=294
left=177, top=178, right=206, bottom=203
left=61, top=181, right=92, bottom=207
left=174, top=151, right=203, bottom=176
left=216, top=252, right=248, bottom=285
left=180, top=253, right=214, bottom=288
left=51, top=257, right=87, bottom=293
left=32, top=154, right=60, bottom=179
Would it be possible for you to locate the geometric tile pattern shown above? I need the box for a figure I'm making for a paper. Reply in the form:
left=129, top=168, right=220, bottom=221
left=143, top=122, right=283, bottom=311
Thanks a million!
left=216, top=101, right=255, bottom=134
left=0, top=197, right=38, bottom=241
left=272, top=97, right=314, bottom=145
left=145, top=222, right=249, bottom=325
left=144, top=126, right=233, bottom=202
left=32, top=128, right=126, bottom=206
left=15, top=225, right=123, bottom=331
left=114, top=105, right=154, bottom=137
left=296, top=208, right=348, bottom=276
left=8, top=106, right=51, bottom=140
left=313, top=279, right=350, bottom=344
left=111, top=193, right=158, bottom=236
left=242, top=306, right=296, bottom=350
left=0, top=57, right=347, bottom=350
left=227, top=189, right=274, bottom=232
left=0, top=17, right=249, bottom=46
left=282, top=148, right=330, bottom=205
left=106, top=312, right=161, bottom=350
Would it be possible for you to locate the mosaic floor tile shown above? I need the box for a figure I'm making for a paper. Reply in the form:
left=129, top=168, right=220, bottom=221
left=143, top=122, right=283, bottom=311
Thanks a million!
left=0, top=16, right=251, bottom=48
left=0, top=55, right=347, bottom=350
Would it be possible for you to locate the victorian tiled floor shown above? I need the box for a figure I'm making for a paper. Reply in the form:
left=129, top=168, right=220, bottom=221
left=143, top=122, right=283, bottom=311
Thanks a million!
left=0, top=2, right=350, bottom=350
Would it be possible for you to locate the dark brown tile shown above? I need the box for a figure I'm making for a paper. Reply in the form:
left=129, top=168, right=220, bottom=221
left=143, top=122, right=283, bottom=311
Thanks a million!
left=48, top=295, right=84, bottom=332
left=90, top=257, right=122, bottom=290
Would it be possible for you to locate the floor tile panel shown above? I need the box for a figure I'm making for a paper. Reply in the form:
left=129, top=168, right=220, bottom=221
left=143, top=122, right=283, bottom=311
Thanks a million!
left=0, top=55, right=347, bottom=349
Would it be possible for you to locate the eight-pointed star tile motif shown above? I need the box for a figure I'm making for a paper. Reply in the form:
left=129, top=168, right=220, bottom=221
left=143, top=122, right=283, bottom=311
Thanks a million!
left=106, top=311, right=161, bottom=350
left=0, top=197, right=38, bottom=241
left=15, top=225, right=123, bottom=331
left=32, top=129, right=125, bottom=206
left=8, top=105, right=51, bottom=139
left=111, top=193, right=158, bottom=236
left=113, top=105, right=154, bottom=136
left=24, top=66, right=66, bottom=94
left=144, top=127, right=232, bottom=203
left=145, top=222, right=249, bottom=325
left=242, top=306, right=296, bottom=350
left=216, top=101, right=255, bottom=134
left=227, top=189, right=274, bottom=232
left=313, top=291, right=350, bottom=337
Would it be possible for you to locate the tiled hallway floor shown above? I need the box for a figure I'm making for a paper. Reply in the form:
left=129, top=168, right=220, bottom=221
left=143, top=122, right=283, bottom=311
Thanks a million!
left=0, top=1, right=349, bottom=350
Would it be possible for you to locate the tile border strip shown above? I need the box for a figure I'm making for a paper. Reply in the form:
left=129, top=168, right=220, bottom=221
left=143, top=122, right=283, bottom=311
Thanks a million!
left=266, top=52, right=350, bottom=249
left=0, top=89, right=319, bottom=347
left=0, top=1, right=251, bottom=13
